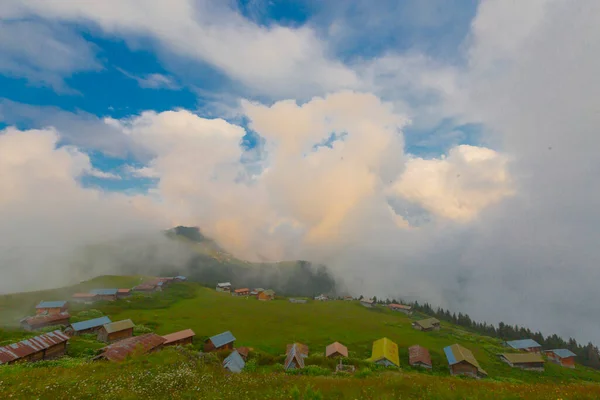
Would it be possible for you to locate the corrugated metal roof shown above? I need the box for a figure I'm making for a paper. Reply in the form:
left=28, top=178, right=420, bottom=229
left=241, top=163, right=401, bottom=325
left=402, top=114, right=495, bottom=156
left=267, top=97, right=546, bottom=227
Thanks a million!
left=414, top=318, right=440, bottom=329
left=547, top=349, right=576, bottom=358
left=325, top=342, right=348, bottom=357
left=90, top=289, right=118, bottom=295
left=223, top=350, right=245, bottom=373
left=72, top=293, right=97, bottom=298
left=162, top=329, right=196, bottom=345
left=22, top=312, right=70, bottom=327
left=209, top=331, right=236, bottom=348
left=236, top=346, right=250, bottom=358
left=409, top=345, right=432, bottom=367
left=369, top=338, right=399, bottom=367
left=389, top=303, right=412, bottom=310
left=36, top=301, right=67, bottom=309
left=71, top=316, right=112, bottom=332
left=95, top=333, right=166, bottom=362
left=117, top=289, right=131, bottom=293
left=285, top=343, right=308, bottom=370
left=0, top=330, right=69, bottom=364
left=234, top=288, right=249, bottom=293
left=102, top=319, right=134, bottom=334
left=444, top=344, right=487, bottom=375
left=262, top=289, right=275, bottom=296
left=217, top=282, right=231, bottom=287
left=361, top=298, right=374, bottom=304
left=175, top=276, right=187, bottom=280
left=505, top=339, right=542, bottom=350
left=501, top=353, right=545, bottom=364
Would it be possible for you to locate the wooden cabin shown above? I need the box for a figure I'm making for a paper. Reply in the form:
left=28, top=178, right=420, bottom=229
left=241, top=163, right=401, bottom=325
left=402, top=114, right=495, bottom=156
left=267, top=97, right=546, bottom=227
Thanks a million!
left=117, top=289, right=131, bottom=299
left=236, top=346, right=250, bottom=361
left=67, top=316, right=112, bottom=336
left=444, top=344, right=487, bottom=378
left=499, top=353, right=545, bottom=371
left=90, top=289, right=118, bottom=301
left=258, top=289, right=275, bottom=301
left=223, top=350, right=245, bottom=373
left=162, top=329, right=196, bottom=347
left=0, top=330, right=69, bottom=365
left=216, top=282, right=232, bottom=292
left=504, top=339, right=542, bottom=353
left=369, top=338, right=399, bottom=367
left=314, top=294, right=328, bottom=301
left=360, top=298, right=375, bottom=308
left=325, top=342, right=348, bottom=358
left=412, top=318, right=441, bottom=332
left=97, top=319, right=135, bottom=343
left=408, top=345, right=432, bottom=369
left=35, top=301, right=68, bottom=315
left=204, top=331, right=236, bottom=352
left=233, top=288, right=250, bottom=296
left=94, top=334, right=166, bottom=362
left=545, top=349, right=576, bottom=368
left=71, top=293, right=98, bottom=304
left=388, top=303, right=413, bottom=315
left=173, top=276, right=187, bottom=282
left=21, top=312, right=70, bottom=331
left=284, top=343, right=309, bottom=370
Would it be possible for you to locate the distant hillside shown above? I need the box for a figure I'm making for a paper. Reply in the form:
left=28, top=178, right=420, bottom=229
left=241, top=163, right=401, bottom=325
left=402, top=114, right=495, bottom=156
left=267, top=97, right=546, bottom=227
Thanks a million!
left=161, top=226, right=337, bottom=297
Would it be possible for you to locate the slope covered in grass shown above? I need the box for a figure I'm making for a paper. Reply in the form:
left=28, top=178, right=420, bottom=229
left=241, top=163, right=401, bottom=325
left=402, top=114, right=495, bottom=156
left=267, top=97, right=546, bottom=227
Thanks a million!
left=1, top=276, right=599, bottom=399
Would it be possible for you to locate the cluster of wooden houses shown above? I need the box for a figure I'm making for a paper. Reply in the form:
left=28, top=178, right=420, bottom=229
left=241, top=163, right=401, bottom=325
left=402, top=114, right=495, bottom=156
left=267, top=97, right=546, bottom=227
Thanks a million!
left=215, top=283, right=275, bottom=301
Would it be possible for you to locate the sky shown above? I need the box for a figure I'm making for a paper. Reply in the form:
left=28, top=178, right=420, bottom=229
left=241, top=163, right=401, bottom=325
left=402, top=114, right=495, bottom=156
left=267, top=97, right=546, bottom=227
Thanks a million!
left=1, top=0, right=599, bottom=343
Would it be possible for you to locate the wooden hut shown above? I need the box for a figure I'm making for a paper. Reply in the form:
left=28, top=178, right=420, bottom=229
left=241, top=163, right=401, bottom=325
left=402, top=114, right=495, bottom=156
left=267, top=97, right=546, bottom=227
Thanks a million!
left=94, top=334, right=166, bottom=362
left=258, top=289, right=275, bottom=301
left=504, top=339, right=542, bottom=353
left=388, top=303, right=413, bottom=315
left=173, top=276, right=187, bottom=282
left=369, top=337, right=399, bottom=367
left=35, top=301, right=68, bottom=315
left=71, top=293, right=98, bottom=304
left=216, top=282, right=232, bottom=292
left=0, top=330, right=69, bottom=365
left=233, top=288, right=250, bottom=296
left=67, top=316, right=112, bottom=336
left=236, top=346, right=250, bottom=361
left=20, top=312, right=70, bottom=331
left=97, top=319, right=135, bottom=343
left=326, top=342, right=348, bottom=358
left=545, top=349, right=576, bottom=368
left=223, top=350, right=245, bottom=373
left=444, top=344, right=487, bottom=378
left=204, top=331, right=236, bottom=352
left=284, top=343, right=309, bottom=370
left=162, top=329, right=196, bottom=347
left=408, top=345, right=432, bottom=369
left=90, top=289, right=118, bottom=301
left=499, top=353, right=545, bottom=371
left=412, top=318, right=441, bottom=332
left=360, top=298, right=375, bottom=308
left=117, top=289, right=131, bottom=299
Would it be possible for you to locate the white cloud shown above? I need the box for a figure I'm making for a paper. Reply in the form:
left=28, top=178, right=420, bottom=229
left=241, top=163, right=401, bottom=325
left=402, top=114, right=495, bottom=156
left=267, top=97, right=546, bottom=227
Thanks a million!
left=0, top=19, right=99, bottom=92
left=86, top=169, right=122, bottom=180
left=2, top=0, right=358, bottom=97
left=117, top=68, right=179, bottom=90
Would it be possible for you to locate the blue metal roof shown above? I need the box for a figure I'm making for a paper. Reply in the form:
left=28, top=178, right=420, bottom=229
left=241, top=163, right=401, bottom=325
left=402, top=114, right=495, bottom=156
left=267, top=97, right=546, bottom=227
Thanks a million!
left=175, top=276, right=187, bottom=280
left=550, top=349, right=576, bottom=358
left=223, top=350, right=245, bottom=373
left=71, top=316, right=112, bottom=332
left=505, top=339, right=541, bottom=349
left=444, top=346, right=457, bottom=365
left=209, top=331, right=236, bottom=348
left=90, top=289, right=118, bottom=295
left=36, top=301, right=67, bottom=308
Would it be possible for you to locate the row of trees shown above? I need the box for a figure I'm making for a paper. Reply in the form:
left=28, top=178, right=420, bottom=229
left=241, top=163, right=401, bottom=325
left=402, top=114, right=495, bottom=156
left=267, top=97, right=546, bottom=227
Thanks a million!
left=361, top=296, right=600, bottom=370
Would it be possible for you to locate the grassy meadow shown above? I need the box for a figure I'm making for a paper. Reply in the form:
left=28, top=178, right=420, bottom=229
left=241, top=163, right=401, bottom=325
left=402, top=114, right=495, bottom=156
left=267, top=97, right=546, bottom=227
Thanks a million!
left=1, top=275, right=599, bottom=399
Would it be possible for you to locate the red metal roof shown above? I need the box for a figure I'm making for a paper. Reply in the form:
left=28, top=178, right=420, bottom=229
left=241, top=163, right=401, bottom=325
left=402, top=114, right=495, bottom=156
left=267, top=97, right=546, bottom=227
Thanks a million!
left=326, top=342, right=348, bottom=357
left=95, top=333, right=166, bottom=362
left=409, top=345, right=432, bottom=367
left=0, top=330, right=69, bottom=364
left=389, top=303, right=412, bottom=310
left=72, top=293, right=97, bottom=298
left=234, top=288, right=250, bottom=293
left=117, top=289, right=131, bottom=293
left=22, top=312, right=70, bottom=328
left=236, top=346, right=250, bottom=358
left=162, top=329, right=196, bottom=345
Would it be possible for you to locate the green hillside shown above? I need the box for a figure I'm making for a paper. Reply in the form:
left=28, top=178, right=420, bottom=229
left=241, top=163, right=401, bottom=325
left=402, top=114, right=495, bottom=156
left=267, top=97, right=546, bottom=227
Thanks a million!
left=1, top=276, right=599, bottom=399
